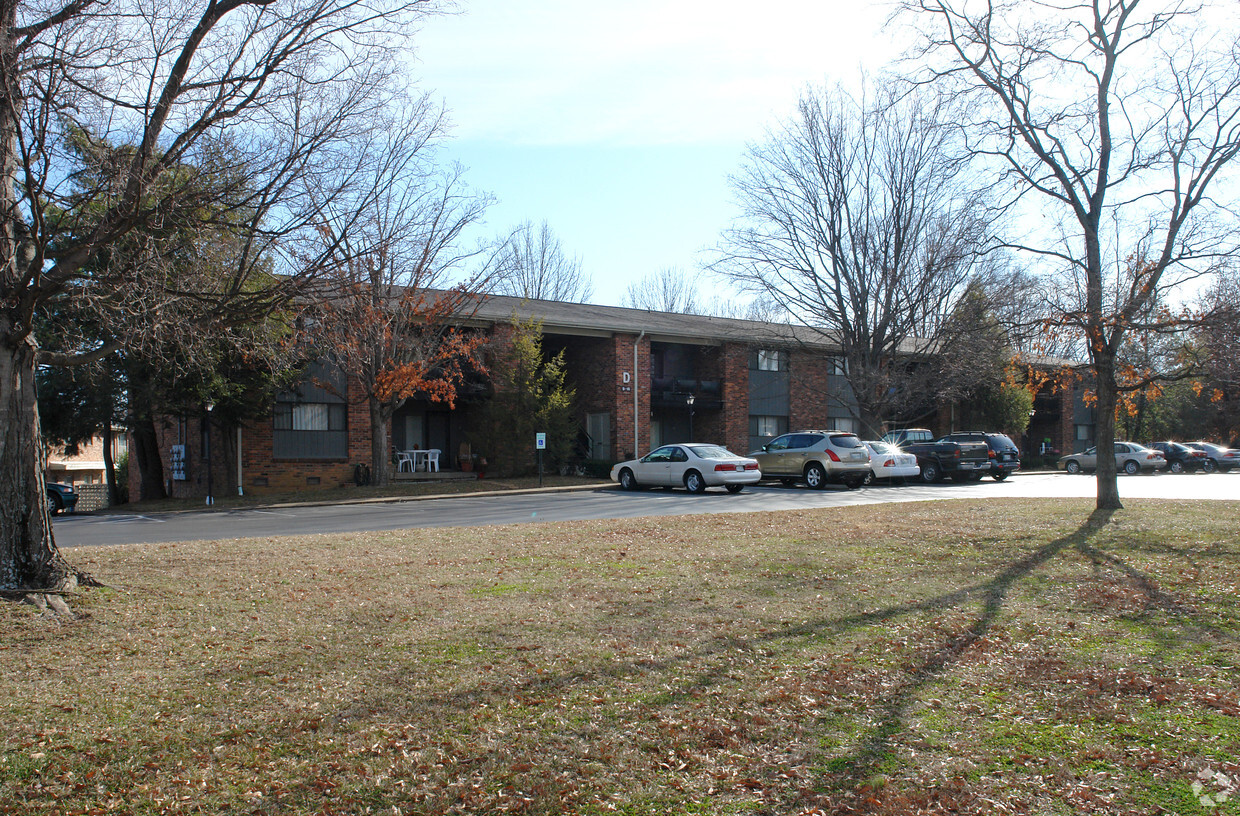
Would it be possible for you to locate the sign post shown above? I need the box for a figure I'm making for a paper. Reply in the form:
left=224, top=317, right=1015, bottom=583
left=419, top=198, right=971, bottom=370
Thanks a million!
left=535, top=432, right=547, bottom=487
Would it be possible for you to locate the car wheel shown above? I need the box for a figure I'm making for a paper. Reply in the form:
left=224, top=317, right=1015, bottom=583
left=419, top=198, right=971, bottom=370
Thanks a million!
left=725, top=484, right=744, bottom=494
left=1065, top=460, right=1082, bottom=475
left=1169, top=460, right=1184, bottom=474
left=1202, top=459, right=1218, bottom=474
left=47, top=491, right=63, bottom=515
left=618, top=468, right=638, bottom=491
left=862, top=471, right=875, bottom=486
left=844, top=475, right=864, bottom=490
left=1124, top=460, right=1140, bottom=475
left=684, top=470, right=706, bottom=494
left=919, top=461, right=941, bottom=483
left=804, top=462, right=827, bottom=490
left=993, top=471, right=1009, bottom=481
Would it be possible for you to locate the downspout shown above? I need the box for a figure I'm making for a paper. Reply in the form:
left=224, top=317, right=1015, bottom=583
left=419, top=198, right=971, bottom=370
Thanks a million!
left=236, top=427, right=244, bottom=496
left=634, top=330, right=645, bottom=458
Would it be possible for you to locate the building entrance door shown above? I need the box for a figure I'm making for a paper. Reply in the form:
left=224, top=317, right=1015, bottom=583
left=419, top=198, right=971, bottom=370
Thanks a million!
left=586, top=412, right=610, bottom=460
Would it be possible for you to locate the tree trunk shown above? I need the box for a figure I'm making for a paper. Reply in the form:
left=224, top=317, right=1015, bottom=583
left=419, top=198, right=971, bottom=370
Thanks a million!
left=1093, top=356, right=1123, bottom=511
left=102, top=423, right=121, bottom=507
left=369, top=396, right=391, bottom=486
left=0, top=333, right=77, bottom=590
left=130, top=413, right=168, bottom=501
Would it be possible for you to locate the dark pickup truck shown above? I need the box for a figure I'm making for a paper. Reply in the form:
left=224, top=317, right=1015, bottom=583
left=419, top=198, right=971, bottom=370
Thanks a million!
left=940, top=431, right=1021, bottom=481
left=881, top=428, right=991, bottom=483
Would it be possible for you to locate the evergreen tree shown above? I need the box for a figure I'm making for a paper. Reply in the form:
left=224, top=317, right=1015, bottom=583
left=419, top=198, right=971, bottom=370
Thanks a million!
left=474, top=318, right=577, bottom=477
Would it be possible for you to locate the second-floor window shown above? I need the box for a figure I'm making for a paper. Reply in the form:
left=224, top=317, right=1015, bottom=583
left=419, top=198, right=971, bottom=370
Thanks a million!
left=753, top=349, right=785, bottom=371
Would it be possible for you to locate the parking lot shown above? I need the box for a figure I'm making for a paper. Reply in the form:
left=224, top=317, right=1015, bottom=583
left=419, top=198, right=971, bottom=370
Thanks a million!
left=53, top=469, right=1238, bottom=549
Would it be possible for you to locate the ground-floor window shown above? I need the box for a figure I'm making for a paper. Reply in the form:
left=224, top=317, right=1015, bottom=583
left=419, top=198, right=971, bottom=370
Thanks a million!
left=828, top=415, right=859, bottom=435
left=1074, top=423, right=1094, bottom=453
left=749, top=414, right=788, bottom=452
left=274, top=361, right=349, bottom=459
left=273, top=402, right=348, bottom=459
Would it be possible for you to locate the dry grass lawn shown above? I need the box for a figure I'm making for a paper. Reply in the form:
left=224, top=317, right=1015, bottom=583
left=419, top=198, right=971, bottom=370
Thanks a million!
left=3, top=498, right=1239, bottom=815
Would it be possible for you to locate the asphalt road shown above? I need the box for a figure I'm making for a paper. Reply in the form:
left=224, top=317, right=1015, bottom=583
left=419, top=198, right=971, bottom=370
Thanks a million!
left=53, top=470, right=1239, bottom=549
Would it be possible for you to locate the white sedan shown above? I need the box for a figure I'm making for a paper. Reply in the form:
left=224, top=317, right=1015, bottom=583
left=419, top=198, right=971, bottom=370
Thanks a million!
left=611, top=443, right=761, bottom=494
left=863, top=441, right=920, bottom=485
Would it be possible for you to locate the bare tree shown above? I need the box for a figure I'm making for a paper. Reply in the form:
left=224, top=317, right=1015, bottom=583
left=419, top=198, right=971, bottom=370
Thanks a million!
left=712, top=79, right=987, bottom=436
left=1, top=0, right=443, bottom=592
left=909, top=0, right=1240, bottom=510
left=315, top=106, right=496, bottom=486
left=623, top=267, right=703, bottom=314
left=491, top=220, right=592, bottom=302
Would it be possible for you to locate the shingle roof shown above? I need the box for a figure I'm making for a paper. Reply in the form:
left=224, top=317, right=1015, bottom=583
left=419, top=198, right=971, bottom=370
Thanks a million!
left=466, top=292, right=843, bottom=350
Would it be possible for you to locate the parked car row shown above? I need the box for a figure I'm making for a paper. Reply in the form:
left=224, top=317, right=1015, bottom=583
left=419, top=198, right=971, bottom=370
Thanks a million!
left=1057, top=440, right=1240, bottom=474
left=609, top=429, right=1025, bottom=494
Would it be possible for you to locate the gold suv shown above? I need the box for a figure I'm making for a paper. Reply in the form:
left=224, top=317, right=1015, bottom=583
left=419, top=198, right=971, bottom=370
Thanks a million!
left=750, top=430, right=872, bottom=490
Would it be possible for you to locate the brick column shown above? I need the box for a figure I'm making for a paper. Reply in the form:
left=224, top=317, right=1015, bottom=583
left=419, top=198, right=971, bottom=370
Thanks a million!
left=721, top=342, right=750, bottom=454
left=612, top=333, right=650, bottom=460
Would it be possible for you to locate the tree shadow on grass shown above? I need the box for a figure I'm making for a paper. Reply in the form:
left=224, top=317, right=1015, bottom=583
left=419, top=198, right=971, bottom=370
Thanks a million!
left=800, top=508, right=1114, bottom=799
left=325, top=506, right=1240, bottom=812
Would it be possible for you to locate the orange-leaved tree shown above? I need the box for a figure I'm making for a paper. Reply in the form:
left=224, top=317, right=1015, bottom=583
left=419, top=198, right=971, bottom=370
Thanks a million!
left=312, top=110, right=496, bottom=484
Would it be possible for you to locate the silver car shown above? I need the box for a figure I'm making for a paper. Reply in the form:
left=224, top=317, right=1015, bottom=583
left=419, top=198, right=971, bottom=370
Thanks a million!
left=611, top=443, right=761, bottom=494
left=750, top=430, right=871, bottom=490
left=1059, top=442, right=1167, bottom=475
left=863, top=441, right=920, bottom=485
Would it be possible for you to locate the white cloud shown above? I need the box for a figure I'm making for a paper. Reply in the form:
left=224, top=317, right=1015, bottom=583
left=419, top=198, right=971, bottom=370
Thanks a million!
left=413, top=0, right=899, bottom=146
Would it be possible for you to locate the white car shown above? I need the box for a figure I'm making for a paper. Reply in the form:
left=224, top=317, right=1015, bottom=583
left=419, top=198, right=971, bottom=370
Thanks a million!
left=611, top=443, right=761, bottom=494
left=863, top=441, right=920, bottom=485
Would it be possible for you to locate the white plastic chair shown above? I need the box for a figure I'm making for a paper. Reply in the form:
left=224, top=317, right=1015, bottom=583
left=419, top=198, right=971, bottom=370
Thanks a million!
left=426, top=449, right=440, bottom=472
left=396, top=451, right=414, bottom=472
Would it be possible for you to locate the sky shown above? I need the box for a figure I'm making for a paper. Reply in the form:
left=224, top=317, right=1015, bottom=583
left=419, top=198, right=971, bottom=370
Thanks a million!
left=410, top=0, right=903, bottom=307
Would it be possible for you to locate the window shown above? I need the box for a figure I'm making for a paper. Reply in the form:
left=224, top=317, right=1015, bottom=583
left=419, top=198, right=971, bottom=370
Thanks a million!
left=274, top=402, right=346, bottom=432
left=764, top=435, right=793, bottom=452
left=750, top=415, right=786, bottom=438
left=827, top=412, right=859, bottom=435
left=828, top=356, right=848, bottom=375
left=274, top=362, right=349, bottom=459
left=752, top=349, right=785, bottom=371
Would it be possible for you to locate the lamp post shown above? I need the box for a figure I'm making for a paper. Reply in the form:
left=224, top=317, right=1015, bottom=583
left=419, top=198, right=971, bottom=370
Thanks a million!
left=686, top=393, right=695, bottom=443
left=204, top=402, right=214, bottom=506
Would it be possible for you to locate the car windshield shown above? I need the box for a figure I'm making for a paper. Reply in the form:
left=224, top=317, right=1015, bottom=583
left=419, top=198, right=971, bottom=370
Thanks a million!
left=829, top=434, right=863, bottom=448
left=866, top=441, right=896, bottom=454
left=688, top=445, right=733, bottom=459
left=1163, top=442, right=1190, bottom=453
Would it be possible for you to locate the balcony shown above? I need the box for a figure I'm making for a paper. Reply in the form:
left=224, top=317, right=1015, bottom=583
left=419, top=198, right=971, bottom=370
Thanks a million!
left=650, top=377, right=722, bottom=410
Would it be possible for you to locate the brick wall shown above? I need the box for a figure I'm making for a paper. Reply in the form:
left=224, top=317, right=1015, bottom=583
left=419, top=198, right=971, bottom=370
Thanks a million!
left=789, top=349, right=833, bottom=430
left=611, top=333, right=650, bottom=460
left=1058, top=387, right=1075, bottom=454
left=238, top=374, right=373, bottom=493
left=550, top=331, right=650, bottom=461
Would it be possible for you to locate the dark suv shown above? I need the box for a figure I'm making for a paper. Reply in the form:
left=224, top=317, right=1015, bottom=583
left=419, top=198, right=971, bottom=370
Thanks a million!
left=939, top=432, right=1021, bottom=481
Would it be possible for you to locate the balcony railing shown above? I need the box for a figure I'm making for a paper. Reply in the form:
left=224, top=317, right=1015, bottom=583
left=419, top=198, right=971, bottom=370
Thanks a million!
left=650, top=377, right=722, bottom=409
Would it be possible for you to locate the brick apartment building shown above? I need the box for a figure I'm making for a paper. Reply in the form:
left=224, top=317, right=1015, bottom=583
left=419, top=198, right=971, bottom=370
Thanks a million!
left=140, top=294, right=1085, bottom=498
